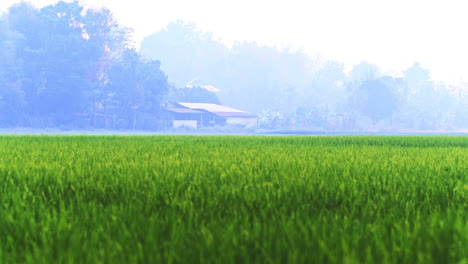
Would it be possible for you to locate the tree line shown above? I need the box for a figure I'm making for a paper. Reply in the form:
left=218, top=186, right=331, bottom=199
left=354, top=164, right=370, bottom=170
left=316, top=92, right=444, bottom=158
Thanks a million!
left=0, top=1, right=168, bottom=129
left=1, top=2, right=466, bottom=131
left=142, top=21, right=467, bottom=131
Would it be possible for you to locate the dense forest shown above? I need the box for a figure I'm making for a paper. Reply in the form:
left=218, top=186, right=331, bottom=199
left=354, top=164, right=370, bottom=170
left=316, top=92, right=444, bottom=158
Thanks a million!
left=0, top=1, right=467, bottom=131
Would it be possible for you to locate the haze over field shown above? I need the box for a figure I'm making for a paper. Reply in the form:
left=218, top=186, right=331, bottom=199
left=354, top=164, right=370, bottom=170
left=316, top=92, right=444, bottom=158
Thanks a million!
left=0, top=0, right=467, bottom=131
left=3, top=0, right=468, bottom=82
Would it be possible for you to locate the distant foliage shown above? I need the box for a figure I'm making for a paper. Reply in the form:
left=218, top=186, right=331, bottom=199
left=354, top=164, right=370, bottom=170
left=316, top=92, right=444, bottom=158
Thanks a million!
left=347, top=77, right=400, bottom=125
left=142, top=22, right=467, bottom=131
left=105, top=49, right=168, bottom=129
left=141, top=21, right=315, bottom=114
left=0, top=1, right=168, bottom=129
left=0, top=3, right=466, bottom=130
left=170, top=86, right=220, bottom=104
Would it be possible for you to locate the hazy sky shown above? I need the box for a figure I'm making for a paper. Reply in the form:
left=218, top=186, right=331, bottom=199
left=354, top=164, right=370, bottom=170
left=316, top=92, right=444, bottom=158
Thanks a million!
left=2, top=0, right=468, bottom=83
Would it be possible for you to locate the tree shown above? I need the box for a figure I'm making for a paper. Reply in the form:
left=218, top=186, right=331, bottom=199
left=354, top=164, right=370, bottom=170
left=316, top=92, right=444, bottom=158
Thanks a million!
left=349, top=61, right=380, bottom=82
left=170, top=86, right=220, bottom=104
left=0, top=14, right=26, bottom=126
left=348, top=76, right=399, bottom=125
left=401, top=62, right=438, bottom=129
left=140, top=20, right=229, bottom=87
left=212, top=42, right=313, bottom=113
left=106, top=49, right=168, bottom=129
left=80, top=7, right=132, bottom=125
left=306, top=60, right=347, bottom=111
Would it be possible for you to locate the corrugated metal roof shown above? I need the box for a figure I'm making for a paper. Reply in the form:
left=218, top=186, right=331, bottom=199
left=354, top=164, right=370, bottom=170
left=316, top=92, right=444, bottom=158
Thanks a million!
left=175, top=102, right=257, bottom=118
left=165, top=107, right=203, bottom=114
left=177, top=102, right=244, bottom=113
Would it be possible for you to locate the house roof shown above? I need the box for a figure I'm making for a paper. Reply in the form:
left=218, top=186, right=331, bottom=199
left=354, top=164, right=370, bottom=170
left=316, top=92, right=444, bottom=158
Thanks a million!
left=165, top=107, right=203, bottom=114
left=176, top=102, right=243, bottom=113
left=175, top=102, right=257, bottom=118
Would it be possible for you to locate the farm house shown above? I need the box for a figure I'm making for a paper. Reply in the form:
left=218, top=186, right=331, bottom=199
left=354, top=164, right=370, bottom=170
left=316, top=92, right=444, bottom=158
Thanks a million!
left=164, top=107, right=203, bottom=129
left=165, top=102, right=257, bottom=128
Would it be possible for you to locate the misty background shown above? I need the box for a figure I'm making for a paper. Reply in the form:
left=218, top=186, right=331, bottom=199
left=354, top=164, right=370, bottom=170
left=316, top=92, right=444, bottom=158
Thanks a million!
left=0, top=1, right=466, bottom=131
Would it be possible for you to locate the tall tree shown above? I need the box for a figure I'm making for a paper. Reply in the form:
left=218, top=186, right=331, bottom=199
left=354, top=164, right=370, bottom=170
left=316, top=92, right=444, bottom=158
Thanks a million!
left=349, top=61, right=380, bottom=82
left=140, top=20, right=228, bottom=87
left=306, top=60, right=347, bottom=111
left=401, top=62, right=438, bottom=128
left=348, top=76, right=400, bottom=125
left=212, top=42, right=313, bottom=113
left=106, top=49, right=168, bottom=129
left=170, top=86, right=220, bottom=104
left=0, top=15, right=25, bottom=126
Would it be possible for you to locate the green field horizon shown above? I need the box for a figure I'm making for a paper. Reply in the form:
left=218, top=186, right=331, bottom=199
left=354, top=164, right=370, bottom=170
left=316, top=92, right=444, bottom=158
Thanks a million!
left=0, top=136, right=466, bottom=263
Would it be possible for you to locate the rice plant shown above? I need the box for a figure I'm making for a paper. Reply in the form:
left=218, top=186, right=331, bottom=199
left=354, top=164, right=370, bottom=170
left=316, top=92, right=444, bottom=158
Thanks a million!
left=0, top=136, right=466, bottom=263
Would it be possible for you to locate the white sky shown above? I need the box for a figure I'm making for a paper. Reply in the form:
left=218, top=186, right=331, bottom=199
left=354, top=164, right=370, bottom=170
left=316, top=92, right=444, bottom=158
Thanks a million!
left=2, top=0, right=468, bottom=83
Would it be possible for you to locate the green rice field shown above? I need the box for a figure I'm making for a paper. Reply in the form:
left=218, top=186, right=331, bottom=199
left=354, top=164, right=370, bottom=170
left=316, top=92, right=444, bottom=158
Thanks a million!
left=0, top=136, right=466, bottom=263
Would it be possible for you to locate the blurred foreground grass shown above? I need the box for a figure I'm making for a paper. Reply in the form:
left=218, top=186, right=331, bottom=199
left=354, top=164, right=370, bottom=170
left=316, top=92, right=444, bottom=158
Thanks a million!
left=0, top=136, right=466, bottom=263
